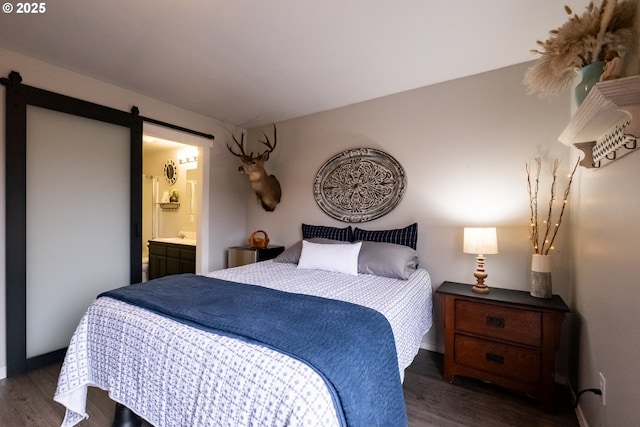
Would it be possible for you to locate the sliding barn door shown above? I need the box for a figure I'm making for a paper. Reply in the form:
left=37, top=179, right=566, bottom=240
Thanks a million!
left=3, top=71, right=142, bottom=376
left=25, top=106, right=131, bottom=358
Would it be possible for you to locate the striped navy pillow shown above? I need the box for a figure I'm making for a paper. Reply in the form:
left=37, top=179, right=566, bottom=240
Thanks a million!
left=353, top=223, right=418, bottom=250
left=301, top=224, right=353, bottom=242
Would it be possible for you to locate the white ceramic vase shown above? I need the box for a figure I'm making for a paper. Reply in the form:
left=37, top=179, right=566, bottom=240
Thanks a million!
left=531, top=254, right=552, bottom=299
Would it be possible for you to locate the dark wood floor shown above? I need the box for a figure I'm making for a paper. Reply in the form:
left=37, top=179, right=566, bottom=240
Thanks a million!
left=403, top=351, right=579, bottom=426
left=0, top=350, right=578, bottom=426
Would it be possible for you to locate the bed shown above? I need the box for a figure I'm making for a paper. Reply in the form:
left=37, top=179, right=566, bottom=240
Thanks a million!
left=54, top=224, right=432, bottom=427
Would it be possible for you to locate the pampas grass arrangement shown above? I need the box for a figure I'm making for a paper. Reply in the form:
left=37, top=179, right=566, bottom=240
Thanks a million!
left=524, top=0, right=638, bottom=98
left=526, top=158, right=580, bottom=255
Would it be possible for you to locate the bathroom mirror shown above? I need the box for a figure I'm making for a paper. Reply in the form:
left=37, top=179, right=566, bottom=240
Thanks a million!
left=187, top=169, right=197, bottom=214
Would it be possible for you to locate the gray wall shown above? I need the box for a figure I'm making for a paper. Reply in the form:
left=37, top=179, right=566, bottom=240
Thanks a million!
left=244, top=62, right=639, bottom=426
left=571, top=148, right=640, bottom=426
left=245, top=61, right=574, bottom=354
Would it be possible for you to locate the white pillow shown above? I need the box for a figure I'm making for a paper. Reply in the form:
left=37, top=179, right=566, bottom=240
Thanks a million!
left=297, top=240, right=362, bottom=275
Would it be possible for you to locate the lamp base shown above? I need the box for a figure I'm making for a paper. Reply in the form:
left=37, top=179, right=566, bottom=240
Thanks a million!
left=472, top=256, right=490, bottom=293
left=472, top=283, right=490, bottom=294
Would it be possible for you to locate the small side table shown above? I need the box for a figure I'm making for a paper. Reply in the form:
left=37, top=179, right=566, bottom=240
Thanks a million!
left=227, top=245, right=285, bottom=268
left=436, top=281, right=569, bottom=411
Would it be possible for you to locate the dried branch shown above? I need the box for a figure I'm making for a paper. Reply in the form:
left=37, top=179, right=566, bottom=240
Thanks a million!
left=545, top=159, right=580, bottom=253
left=526, top=158, right=580, bottom=255
left=540, top=159, right=560, bottom=254
left=526, top=158, right=541, bottom=253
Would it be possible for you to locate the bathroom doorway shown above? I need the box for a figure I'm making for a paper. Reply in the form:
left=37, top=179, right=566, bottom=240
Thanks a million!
left=142, top=123, right=212, bottom=278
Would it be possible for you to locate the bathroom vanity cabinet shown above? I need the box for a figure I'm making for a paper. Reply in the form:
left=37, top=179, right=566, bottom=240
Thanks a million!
left=148, top=240, right=196, bottom=280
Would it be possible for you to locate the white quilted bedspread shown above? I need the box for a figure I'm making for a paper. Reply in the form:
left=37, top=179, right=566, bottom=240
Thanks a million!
left=54, top=261, right=432, bottom=427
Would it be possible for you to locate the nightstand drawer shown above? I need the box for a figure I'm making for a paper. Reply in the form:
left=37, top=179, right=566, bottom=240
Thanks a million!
left=455, top=300, right=541, bottom=347
left=455, top=335, right=541, bottom=384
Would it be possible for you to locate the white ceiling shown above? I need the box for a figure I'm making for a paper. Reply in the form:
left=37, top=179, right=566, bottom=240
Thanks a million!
left=0, top=0, right=592, bottom=129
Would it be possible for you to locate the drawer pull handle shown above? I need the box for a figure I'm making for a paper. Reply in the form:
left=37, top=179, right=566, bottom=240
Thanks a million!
left=486, top=352, right=504, bottom=364
left=486, top=316, right=505, bottom=328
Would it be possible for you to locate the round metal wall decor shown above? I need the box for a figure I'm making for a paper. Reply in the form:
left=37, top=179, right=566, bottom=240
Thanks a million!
left=313, top=148, right=406, bottom=223
left=164, top=159, right=177, bottom=184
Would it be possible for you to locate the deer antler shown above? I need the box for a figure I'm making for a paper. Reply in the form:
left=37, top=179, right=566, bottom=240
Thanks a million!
left=227, top=132, right=253, bottom=161
left=257, top=124, right=277, bottom=156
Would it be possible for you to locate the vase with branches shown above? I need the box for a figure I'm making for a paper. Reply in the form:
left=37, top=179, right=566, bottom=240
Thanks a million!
left=524, top=0, right=638, bottom=99
left=526, top=158, right=580, bottom=298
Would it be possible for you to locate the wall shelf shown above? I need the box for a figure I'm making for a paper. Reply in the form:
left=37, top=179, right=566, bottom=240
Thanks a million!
left=159, top=202, right=180, bottom=210
left=559, top=75, right=640, bottom=168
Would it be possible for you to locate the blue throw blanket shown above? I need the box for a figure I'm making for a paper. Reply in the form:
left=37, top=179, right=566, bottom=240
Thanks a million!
left=99, top=273, right=407, bottom=427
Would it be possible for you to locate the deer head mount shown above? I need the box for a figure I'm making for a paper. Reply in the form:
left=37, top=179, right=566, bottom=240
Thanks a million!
left=227, top=124, right=282, bottom=212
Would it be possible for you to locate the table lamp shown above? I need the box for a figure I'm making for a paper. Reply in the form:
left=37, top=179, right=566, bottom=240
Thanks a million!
left=463, top=227, right=498, bottom=293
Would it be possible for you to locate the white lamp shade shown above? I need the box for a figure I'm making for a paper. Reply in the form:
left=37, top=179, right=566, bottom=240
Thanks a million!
left=463, top=227, right=498, bottom=255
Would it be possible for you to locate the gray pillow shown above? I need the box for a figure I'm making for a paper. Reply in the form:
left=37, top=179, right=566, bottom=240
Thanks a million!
left=357, top=241, right=418, bottom=280
left=273, top=238, right=344, bottom=264
left=275, top=238, right=419, bottom=280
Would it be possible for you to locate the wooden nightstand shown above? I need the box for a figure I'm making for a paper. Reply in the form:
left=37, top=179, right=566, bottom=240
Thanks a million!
left=436, top=281, right=569, bottom=411
left=227, top=246, right=285, bottom=268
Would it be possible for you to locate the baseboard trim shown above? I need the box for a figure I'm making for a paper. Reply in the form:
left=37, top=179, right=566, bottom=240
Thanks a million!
left=0, top=365, right=6, bottom=380
left=575, top=404, right=588, bottom=427
left=563, top=377, right=589, bottom=427
left=420, top=340, right=443, bottom=353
